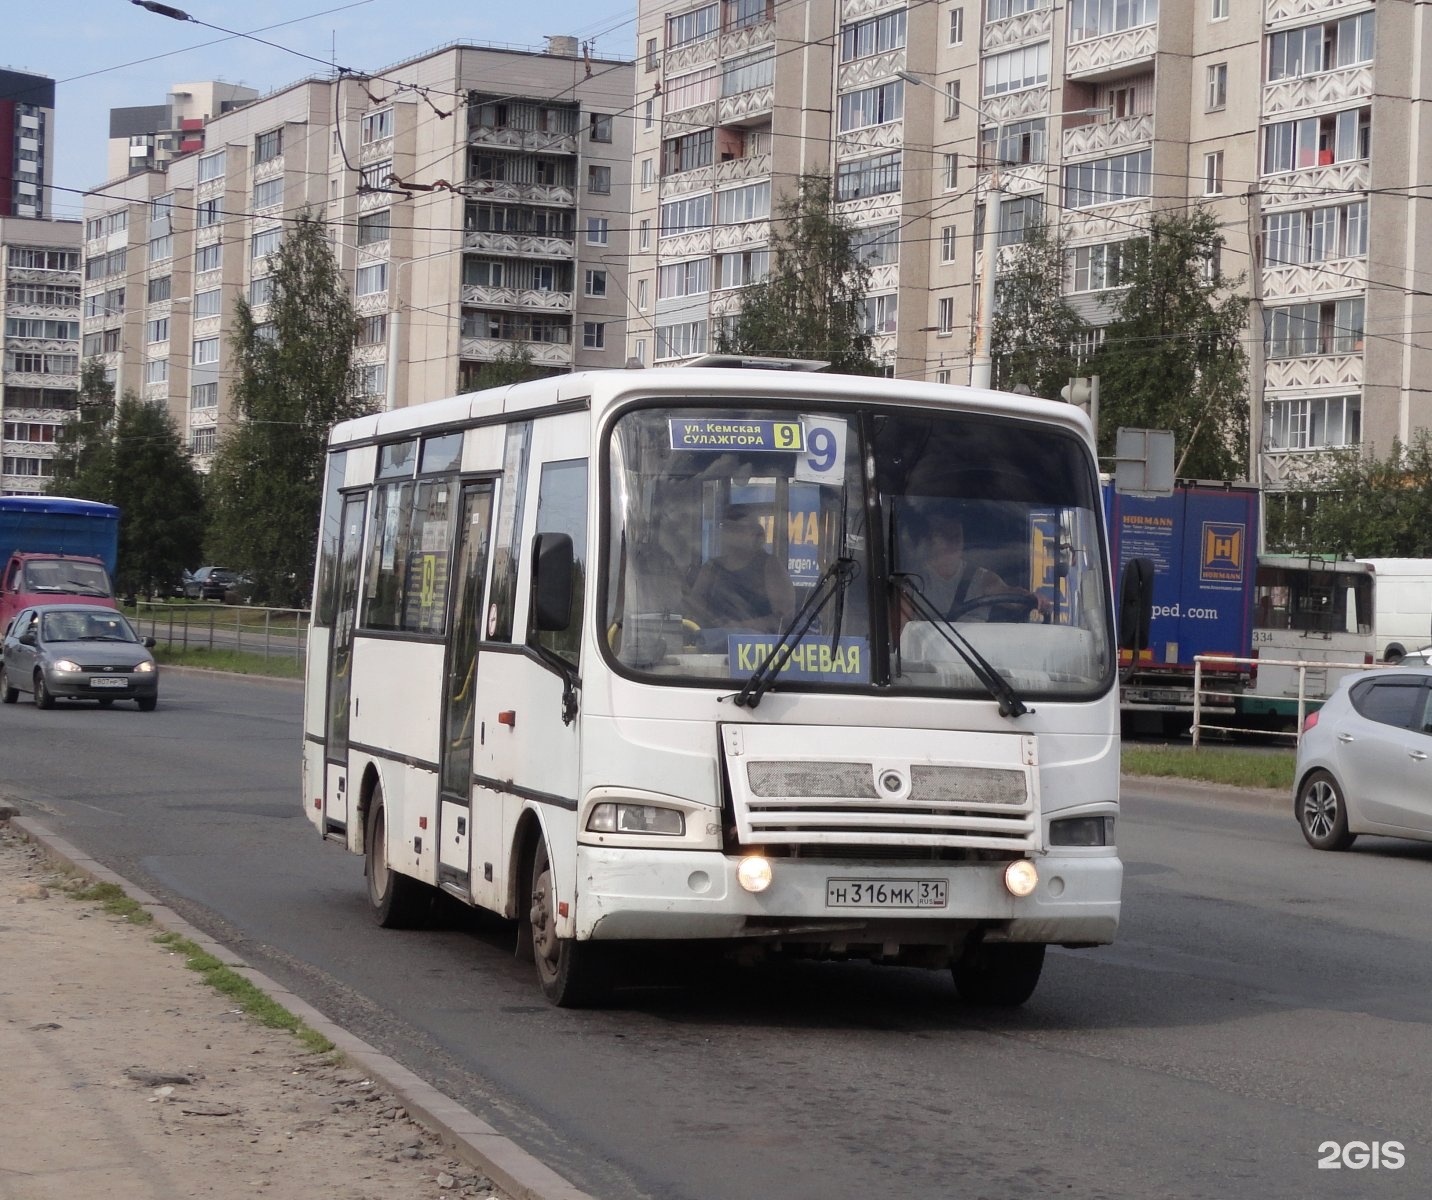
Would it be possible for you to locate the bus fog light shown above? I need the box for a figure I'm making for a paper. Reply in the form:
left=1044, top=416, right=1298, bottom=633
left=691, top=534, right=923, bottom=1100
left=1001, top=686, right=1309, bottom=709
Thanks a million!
left=1004, top=860, right=1039, bottom=897
left=737, top=856, right=773, bottom=894
left=587, top=803, right=685, bottom=836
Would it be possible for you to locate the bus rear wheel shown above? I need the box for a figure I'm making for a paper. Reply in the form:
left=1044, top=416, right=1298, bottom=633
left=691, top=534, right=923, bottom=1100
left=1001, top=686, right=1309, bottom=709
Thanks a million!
left=529, top=839, right=612, bottom=1007
left=365, top=789, right=429, bottom=928
left=952, top=942, right=1045, bottom=1007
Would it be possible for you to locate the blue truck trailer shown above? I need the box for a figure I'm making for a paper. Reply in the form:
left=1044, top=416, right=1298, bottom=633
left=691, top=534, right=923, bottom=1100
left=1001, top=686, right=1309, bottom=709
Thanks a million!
left=1104, top=481, right=1259, bottom=718
left=0, top=496, right=121, bottom=634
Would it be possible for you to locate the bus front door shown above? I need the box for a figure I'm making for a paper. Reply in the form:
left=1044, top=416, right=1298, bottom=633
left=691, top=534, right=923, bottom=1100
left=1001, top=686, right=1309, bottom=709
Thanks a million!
left=323, top=493, right=366, bottom=835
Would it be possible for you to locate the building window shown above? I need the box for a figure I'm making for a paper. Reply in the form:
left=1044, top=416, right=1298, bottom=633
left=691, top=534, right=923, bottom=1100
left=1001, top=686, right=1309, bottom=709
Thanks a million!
left=862, top=293, right=898, bottom=335
left=662, top=129, right=714, bottom=175
left=637, top=278, right=648, bottom=309
left=655, top=319, right=708, bottom=360
left=144, top=358, right=168, bottom=384
left=639, top=219, right=652, bottom=251
left=360, top=159, right=394, bottom=190
left=249, top=276, right=274, bottom=307
left=148, top=235, right=173, bottom=264
left=644, top=99, right=655, bottom=129
left=936, top=370, right=951, bottom=385
left=585, top=269, right=607, bottom=297
left=193, top=337, right=220, bottom=365
left=196, top=198, right=221, bottom=227
left=989, top=0, right=1045, bottom=17
left=1211, top=0, right=1228, bottom=19
left=582, top=322, right=606, bottom=350
left=251, top=227, right=281, bottom=260
left=1263, top=201, right=1368, bottom=265
left=724, top=0, right=772, bottom=32
left=983, top=42, right=1050, bottom=97
left=836, top=153, right=903, bottom=201
left=634, top=338, right=647, bottom=365
left=717, top=181, right=770, bottom=223
left=194, top=288, right=222, bottom=318
left=1203, top=151, right=1224, bottom=196
left=1262, top=107, right=1371, bottom=174
left=666, top=65, right=720, bottom=112
left=1063, top=149, right=1152, bottom=208
left=980, top=118, right=1047, bottom=168
left=1069, top=0, right=1158, bottom=44
left=147, top=276, right=171, bottom=304
left=1265, top=297, right=1365, bottom=358
left=194, top=243, right=222, bottom=273
left=658, top=258, right=711, bottom=299
left=659, top=193, right=713, bottom=237
left=191, top=382, right=218, bottom=410
left=840, top=10, right=907, bottom=62
left=950, top=7, right=964, bottom=46
left=937, top=296, right=955, bottom=334
left=837, top=81, right=905, bottom=133
left=587, top=165, right=612, bottom=194
left=1070, top=241, right=1130, bottom=292
left=586, top=217, right=609, bottom=246
left=944, top=153, right=959, bottom=191
left=356, top=263, right=389, bottom=295
left=641, top=158, right=654, bottom=191
left=9, top=247, right=79, bottom=270
left=355, top=363, right=387, bottom=397
left=357, top=210, right=391, bottom=245
left=941, top=225, right=958, bottom=263
left=361, top=108, right=393, bottom=144
left=850, top=222, right=899, bottom=266
left=1206, top=63, right=1228, bottom=112
left=716, top=248, right=770, bottom=288
left=1264, top=395, right=1361, bottom=451
left=722, top=50, right=774, bottom=97
left=1267, top=13, right=1375, bottom=81
left=146, top=317, right=169, bottom=344
left=2, top=457, right=53, bottom=478
left=197, top=149, right=226, bottom=182
left=252, top=177, right=284, bottom=209
left=945, top=81, right=962, bottom=121
left=190, top=427, right=217, bottom=456
left=645, top=38, right=658, bottom=72
left=667, top=4, right=719, bottom=48
left=589, top=112, right=613, bottom=142
left=254, top=128, right=283, bottom=164
left=988, top=194, right=1043, bottom=246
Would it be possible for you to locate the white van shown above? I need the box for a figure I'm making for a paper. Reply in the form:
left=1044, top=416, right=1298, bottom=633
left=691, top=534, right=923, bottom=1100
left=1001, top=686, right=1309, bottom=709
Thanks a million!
left=1361, top=559, right=1432, bottom=661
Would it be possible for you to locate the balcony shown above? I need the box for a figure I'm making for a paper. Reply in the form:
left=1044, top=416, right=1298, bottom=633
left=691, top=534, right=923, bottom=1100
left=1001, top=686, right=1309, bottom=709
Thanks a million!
left=467, top=125, right=578, bottom=156
left=718, top=85, right=774, bottom=126
left=462, top=180, right=575, bottom=207
left=462, top=230, right=575, bottom=259
left=1263, top=65, right=1373, bottom=120
left=1266, top=0, right=1367, bottom=23
left=1063, top=114, right=1153, bottom=159
left=1066, top=24, right=1158, bottom=82
left=1261, top=258, right=1367, bottom=303
left=983, top=6, right=1054, bottom=52
left=460, top=337, right=572, bottom=367
left=458, top=285, right=573, bottom=312
left=1261, top=159, right=1369, bottom=203
left=1264, top=353, right=1363, bottom=392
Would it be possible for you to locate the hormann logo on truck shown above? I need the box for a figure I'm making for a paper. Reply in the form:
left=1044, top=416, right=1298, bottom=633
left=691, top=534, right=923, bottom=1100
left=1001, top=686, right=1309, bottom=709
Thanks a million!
left=1201, top=522, right=1246, bottom=585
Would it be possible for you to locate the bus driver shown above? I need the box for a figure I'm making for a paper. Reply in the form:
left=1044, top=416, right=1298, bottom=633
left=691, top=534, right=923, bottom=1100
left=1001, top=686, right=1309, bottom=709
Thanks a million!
left=688, top=506, right=795, bottom=633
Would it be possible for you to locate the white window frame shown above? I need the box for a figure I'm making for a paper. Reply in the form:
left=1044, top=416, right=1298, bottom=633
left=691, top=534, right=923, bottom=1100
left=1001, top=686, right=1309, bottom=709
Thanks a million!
left=949, top=7, right=965, bottom=47
left=586, top=217, right=610, bottom=246
left=1203, top=151, right=1224, bottom=196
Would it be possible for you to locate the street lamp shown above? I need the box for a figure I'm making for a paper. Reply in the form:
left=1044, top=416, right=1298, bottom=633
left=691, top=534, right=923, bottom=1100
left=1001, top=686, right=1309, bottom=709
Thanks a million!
left=896, top=71, right=1108, bottom=389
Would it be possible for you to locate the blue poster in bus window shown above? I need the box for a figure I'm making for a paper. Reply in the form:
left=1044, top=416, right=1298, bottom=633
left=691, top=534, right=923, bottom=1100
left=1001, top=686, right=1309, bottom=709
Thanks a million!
left=670, top=418, right=805, bottom=452
left=727, top=635, right=870, bottom=683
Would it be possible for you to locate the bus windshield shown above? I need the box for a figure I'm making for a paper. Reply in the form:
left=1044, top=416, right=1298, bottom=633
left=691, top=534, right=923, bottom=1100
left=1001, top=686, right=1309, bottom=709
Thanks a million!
left=604, top=403, right=1113, bottom=699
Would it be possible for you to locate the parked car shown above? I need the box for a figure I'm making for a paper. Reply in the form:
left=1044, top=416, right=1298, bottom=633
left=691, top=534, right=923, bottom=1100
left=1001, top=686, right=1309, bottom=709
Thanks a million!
left=1404, top=646, right=1432, bottom=667
left=0, top=604, right=159, bottom=711
left=1293, top=665, right=1432, bottom=850
left=185, top=566, right=248, bottom=602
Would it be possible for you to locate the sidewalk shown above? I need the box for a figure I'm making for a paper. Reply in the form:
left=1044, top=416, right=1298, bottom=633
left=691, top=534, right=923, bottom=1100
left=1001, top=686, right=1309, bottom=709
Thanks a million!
left=0, top=813, right=591, bottom=1200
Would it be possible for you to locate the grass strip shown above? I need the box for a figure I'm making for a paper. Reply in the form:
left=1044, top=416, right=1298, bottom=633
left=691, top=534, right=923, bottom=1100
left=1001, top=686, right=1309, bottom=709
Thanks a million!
left=152, top=646, right=303, bottom=679
left=152, top=931, right=335, bottom=1055
left=1122, top=745, right=1295, bottom=792
left=69, top=880, right=153, bottom=924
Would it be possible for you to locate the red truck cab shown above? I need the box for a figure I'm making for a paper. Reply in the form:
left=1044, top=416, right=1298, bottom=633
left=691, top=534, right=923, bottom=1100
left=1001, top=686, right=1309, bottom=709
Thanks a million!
left=0, top=552, right=116, bottom=636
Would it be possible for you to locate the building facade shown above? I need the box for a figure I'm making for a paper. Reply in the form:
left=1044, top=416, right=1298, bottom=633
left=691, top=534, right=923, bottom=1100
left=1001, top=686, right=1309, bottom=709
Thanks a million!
left=0, top=215, right=82, bottom=494
left=628, top=0, right=1428, bottom=491
left=0, top=69, right=57, bottom=219
left=82, top=41, right=633, bottom=462
left=107, top=82, right=260, bottom=180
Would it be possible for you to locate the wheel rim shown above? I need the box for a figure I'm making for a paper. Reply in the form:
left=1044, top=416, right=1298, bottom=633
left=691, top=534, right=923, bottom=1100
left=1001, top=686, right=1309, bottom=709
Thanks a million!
left=368, top=809, right=389, bottom=903
left=530, top=857, right=561, bottom=984
left=1302, top=779, right=1339, bottom=839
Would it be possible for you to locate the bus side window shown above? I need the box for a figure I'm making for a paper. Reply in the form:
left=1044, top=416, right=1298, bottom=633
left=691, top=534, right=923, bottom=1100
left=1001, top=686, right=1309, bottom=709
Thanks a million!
left=533, top=458, right=588, bottom=665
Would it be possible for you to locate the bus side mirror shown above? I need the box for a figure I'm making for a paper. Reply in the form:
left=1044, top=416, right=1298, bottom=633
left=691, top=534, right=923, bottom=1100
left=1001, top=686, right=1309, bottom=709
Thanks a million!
left=530, top=532, right=574, bottom=633
left=1118, top=557, right=1154, bottom=652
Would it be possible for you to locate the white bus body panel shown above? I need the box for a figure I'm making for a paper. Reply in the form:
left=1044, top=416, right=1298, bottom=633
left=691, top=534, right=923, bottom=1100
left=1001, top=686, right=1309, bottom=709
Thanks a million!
left=1361, top=559, right=1432, bottom=659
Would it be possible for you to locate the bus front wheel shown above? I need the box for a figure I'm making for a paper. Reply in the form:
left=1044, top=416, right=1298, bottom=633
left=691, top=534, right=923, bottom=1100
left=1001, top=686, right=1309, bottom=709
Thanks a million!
left=365, top=789, right=429, bottom=928
left=529, top=839, right=612, bottom=1007
left=952, top=942, right=1045, bottom=1007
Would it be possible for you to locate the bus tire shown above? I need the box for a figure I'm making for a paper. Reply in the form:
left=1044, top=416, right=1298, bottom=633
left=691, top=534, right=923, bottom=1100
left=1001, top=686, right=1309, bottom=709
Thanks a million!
left=365, top=789, right=429, bottom=928
left=529, top=838, right=612, bottom=1007
left=952, top=942, right=1045, bottom=1007
left=1385, top=644, right=1406, bottom=664
left=1296, top=770, right=1356, bottom=852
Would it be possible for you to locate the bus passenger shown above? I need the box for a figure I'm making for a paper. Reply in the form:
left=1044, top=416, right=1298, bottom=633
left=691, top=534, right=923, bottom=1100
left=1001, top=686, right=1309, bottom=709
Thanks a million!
left=687, top=506, right=795, bottom=633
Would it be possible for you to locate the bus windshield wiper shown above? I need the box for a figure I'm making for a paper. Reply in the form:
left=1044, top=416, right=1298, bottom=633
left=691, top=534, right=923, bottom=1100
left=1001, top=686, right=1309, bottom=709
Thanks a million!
left=732, top=556, right=858, bottom=709
left=892, top=574, right=1031, bottom=719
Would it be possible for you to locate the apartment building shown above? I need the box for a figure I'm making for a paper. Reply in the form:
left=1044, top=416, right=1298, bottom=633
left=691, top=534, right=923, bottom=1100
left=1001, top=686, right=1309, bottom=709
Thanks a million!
left=82, top=40, right=633, bottom=462
left=0, top=69, right=57, bottom=219
left=107, top=82, right=260, bottom=179
left=629, top=0, right=1429, bottom=494
left=0, top=215, right=82, bottom=494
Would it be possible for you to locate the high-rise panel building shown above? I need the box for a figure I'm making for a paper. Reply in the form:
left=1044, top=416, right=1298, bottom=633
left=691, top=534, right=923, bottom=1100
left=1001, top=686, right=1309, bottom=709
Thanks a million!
left=107, top=82, right=260, bottom=179
left=0, top=215, right=82, bottom=494
left=0, top=69, right=57, bottom=219
left=628, top=0, right=1429, bottom=495
left=82, top=40, right=633, bottom=462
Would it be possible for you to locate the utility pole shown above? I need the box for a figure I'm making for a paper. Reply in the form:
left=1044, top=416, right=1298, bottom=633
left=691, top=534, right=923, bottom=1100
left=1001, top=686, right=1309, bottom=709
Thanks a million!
left=970, top=180, right=1000, bottom=390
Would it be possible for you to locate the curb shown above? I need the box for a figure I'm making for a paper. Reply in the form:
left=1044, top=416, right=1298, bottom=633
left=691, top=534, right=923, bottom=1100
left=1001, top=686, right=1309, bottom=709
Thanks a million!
left=2, top=812, right=596, bottom=1200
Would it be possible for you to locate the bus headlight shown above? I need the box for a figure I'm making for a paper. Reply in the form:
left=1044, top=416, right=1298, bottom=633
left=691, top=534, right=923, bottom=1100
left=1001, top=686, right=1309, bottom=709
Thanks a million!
left=1004, top=860, right=1039, bottom=897
left=737, top=855, right=772, bottom=893
left=586, top=803, right=685, bottom=836
left=1049, top=815, right=1114, bottom=846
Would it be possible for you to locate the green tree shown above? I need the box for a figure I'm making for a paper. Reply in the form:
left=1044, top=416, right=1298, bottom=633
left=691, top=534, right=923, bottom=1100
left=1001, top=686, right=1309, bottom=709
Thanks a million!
left=207, top=210, right=370, bottom=608
left=988, top=221, right=1087, bottom=399
left=1265, top=431, right=1432, bottom=556
left=717, top=174, right=881, bottom=375
left=48, top=359, right=116, bottom=499
left=110, top=396, right=205, bottom=598
left=1089, top=209, right=1249, bottom=479
left=459, top=341, right=553, bottom=391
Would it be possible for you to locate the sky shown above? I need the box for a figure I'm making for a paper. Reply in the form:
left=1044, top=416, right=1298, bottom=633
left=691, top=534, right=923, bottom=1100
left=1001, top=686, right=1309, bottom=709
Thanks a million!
left=11, top=0, right=638, bottom=221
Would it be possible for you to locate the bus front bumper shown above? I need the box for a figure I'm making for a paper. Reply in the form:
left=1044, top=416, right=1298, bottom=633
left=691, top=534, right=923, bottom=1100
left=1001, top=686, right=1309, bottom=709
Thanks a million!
left=574, top=846, right=1121, bottom=947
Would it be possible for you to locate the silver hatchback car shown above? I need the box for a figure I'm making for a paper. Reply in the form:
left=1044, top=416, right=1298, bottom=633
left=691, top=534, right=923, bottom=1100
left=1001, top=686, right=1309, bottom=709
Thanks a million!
left=1, top=604, right=159, bottom=711
left=1294, top=665, right=1432, bottom=850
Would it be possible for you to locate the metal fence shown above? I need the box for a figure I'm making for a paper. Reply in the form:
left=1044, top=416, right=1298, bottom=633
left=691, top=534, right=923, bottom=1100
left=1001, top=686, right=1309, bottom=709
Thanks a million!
left=132, top=601, right=311, bottom=666
left=1191, top=654, right=1382, bottom=749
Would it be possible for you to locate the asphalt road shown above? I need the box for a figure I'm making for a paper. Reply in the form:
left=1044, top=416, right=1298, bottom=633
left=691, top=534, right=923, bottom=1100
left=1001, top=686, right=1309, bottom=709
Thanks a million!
left=3, top=670, right=1430, bottom=1199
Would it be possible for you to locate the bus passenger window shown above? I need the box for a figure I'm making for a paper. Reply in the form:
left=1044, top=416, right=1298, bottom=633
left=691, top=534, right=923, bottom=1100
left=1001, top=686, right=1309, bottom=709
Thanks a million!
left=534, top=458, right=588, bottom=664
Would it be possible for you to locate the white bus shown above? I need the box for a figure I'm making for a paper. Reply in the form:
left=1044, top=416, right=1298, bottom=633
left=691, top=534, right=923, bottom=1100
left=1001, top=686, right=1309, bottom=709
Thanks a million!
left=301, top=367, right=1136, bottom=1007
left=1241, top=556, right=1432, bottom=721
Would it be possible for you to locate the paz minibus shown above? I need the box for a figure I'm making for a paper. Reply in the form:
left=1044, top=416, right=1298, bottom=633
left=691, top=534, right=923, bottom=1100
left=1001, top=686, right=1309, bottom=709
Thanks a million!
left=301, top=366, right=1143, bottom=1007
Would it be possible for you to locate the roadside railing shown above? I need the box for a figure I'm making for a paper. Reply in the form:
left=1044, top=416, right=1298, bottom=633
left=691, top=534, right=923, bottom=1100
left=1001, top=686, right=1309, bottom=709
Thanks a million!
left=1191, top=654, right=1381, bottom=749
left=132, top=601, right=311, bottom=666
